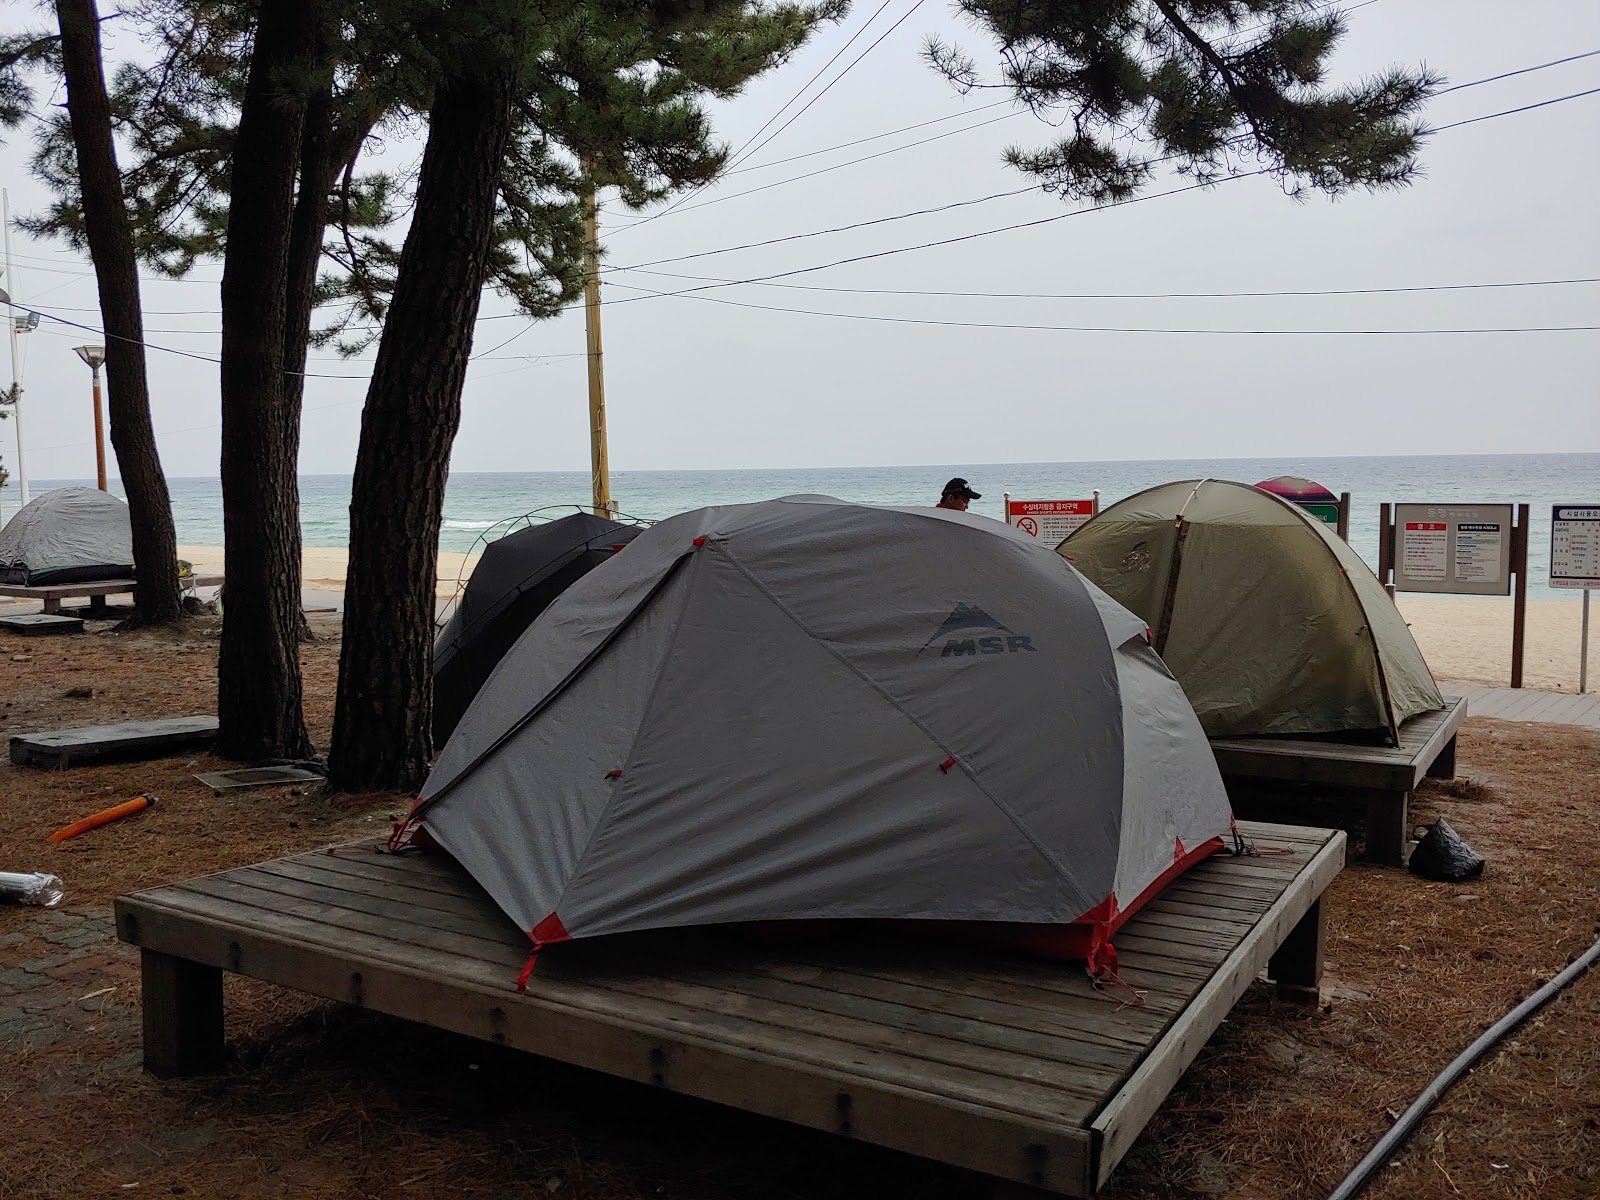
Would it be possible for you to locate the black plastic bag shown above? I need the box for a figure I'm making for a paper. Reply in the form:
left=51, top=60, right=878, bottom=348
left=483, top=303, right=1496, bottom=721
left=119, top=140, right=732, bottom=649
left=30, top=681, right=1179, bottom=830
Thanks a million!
left=1408, top=817, right=1485, bottom=882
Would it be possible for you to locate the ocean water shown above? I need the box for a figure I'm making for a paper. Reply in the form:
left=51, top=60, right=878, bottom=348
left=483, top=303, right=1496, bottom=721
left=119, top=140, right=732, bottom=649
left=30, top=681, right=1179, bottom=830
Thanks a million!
left=7, top=452, right=1597, bottom=596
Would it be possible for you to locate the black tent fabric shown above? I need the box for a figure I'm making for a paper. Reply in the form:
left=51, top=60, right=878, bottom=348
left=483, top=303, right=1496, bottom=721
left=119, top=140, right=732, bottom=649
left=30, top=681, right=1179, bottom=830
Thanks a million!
left=432, top=513, right=640, bottom=746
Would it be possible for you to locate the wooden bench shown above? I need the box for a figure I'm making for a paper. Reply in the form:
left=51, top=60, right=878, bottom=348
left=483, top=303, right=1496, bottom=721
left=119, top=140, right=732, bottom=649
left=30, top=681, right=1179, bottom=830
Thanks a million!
left=114, top=821, right=1344, bottom=1197
left=0, top=574, right=223, bottom=615
left=1209, top=696, right=1467, bottom=867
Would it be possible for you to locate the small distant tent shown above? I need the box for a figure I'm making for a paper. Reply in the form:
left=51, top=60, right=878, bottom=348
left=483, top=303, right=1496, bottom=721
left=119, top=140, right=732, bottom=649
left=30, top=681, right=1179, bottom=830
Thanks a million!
left=0, top=487, right=134, bottom=586
left=1256, top=475, right=1342, bottom=527
left=432, top=513, right=641, bottom=746
left=402, top=495, right=1234, bottom=975
left=1059, top=479, right=1443, bottom=741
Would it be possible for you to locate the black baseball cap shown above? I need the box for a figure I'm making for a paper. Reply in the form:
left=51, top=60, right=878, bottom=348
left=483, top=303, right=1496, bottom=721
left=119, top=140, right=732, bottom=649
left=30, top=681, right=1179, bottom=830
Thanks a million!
left=942, top=477, right=981, bottom=500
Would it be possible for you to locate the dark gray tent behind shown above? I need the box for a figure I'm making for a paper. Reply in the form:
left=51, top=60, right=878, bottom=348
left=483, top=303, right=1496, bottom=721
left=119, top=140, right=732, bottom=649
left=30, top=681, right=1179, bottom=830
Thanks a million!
left=0, top=487, right=134, bottom=586
left=433, top=512, right=641, bottom=745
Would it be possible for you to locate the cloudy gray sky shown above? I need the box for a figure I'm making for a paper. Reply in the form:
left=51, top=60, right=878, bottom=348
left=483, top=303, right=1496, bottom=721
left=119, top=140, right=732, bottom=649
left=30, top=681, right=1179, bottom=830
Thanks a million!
left=0, top=0, right=1596, bottom=482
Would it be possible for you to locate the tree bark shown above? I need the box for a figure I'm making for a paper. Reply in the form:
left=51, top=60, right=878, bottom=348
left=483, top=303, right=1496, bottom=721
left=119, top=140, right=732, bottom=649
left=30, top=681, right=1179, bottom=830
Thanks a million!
left=328, top=65, right=519, bottom=792
left=54, top=0, right=182, bottom=625
left=215, top=0, right=318, bottom=763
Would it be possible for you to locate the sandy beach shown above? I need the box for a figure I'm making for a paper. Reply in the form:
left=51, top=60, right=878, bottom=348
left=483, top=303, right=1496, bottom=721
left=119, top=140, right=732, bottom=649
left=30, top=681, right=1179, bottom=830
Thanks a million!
left=168, top=545, right=1597, bottom=693
left=178, top=544, right=480, bottom=600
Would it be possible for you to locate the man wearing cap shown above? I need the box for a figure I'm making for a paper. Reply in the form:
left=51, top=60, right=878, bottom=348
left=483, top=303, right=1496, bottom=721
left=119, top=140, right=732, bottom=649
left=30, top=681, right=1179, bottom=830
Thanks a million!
left=936, top=477, right=981, bottom=511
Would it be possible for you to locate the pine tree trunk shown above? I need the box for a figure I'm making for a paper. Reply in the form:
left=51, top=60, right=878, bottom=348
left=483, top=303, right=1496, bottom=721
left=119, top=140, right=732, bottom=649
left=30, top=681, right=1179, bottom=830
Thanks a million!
left=327, top=66, right=518, bottom=793
left=54, top=0, right=181, bottom=626
left=215, top=0, right=318, bottom=763
left=281, top=65, right=335, bottom=421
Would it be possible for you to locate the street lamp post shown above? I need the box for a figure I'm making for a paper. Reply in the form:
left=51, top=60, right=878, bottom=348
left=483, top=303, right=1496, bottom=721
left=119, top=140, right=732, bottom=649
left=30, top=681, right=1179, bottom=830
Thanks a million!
left=73, top=345, right=108, bottom=491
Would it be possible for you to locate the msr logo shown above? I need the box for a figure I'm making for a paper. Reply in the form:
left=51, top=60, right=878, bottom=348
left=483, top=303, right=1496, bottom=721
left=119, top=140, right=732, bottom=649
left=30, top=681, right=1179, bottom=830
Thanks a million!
left=920, top=603, right=1037, bottom=658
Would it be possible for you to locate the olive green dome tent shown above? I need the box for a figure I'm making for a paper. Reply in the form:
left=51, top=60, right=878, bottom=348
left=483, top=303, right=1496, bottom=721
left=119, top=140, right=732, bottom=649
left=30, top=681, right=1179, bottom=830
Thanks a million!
left=1058, top=479, right=1442, bottom=741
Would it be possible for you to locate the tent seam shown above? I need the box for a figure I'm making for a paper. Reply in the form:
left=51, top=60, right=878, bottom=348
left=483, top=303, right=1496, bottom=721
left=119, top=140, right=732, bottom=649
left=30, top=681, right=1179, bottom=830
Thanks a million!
left=414, top=550, right=697, bottom=819
left=545, top=548, right=707, bottom=923
left=714, top=532, right=1095, bottom=901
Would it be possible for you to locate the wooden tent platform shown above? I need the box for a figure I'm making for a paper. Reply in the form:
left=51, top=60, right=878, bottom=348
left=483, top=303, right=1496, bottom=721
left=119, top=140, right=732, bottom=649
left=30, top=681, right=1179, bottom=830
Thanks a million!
left=0, top=574, right=222, bottom=614
left=1209, top=696, right=1466, bottom=867
left=115, top=821, right=1343, bottom=1196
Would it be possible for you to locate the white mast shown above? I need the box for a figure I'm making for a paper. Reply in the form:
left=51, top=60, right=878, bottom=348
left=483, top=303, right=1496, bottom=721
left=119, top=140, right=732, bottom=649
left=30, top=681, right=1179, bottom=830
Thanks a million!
left=2, top=187, right=27, bottom=508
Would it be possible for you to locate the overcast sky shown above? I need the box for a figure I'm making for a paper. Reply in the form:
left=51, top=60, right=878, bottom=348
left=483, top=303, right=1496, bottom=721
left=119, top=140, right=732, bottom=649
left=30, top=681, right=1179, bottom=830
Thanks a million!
left=0, top=0, right=1596, bottom=481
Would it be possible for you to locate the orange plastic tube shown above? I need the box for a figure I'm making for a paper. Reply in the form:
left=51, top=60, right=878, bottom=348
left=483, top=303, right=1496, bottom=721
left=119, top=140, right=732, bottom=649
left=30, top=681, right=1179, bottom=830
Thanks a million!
left=47, top=795, right=155, bottom=844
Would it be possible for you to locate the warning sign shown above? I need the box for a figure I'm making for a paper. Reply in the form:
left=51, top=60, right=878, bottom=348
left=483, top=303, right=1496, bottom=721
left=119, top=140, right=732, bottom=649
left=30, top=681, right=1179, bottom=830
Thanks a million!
left=1401, top=521, right=1447, bottom=581
left=1453, top=523, right=1503, bottom=585
left=1007, top=499, right=1096, bottom=546
left=1392, top=504, right=1514, bottom=596
left=1551, top=505, right=1600, bottom=589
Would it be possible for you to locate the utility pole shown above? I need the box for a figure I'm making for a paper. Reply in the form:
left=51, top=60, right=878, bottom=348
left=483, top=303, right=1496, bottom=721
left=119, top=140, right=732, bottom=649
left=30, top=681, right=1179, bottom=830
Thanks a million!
left=2, top=188, right=28, bottom=508
left=580, top=167, right=612, bottom=519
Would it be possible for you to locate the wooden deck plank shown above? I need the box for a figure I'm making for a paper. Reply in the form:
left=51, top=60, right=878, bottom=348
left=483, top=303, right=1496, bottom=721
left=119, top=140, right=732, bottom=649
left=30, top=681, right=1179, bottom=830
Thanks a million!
left=571, top=970, right=1120, bottom=1105
left=117, top=820, right=1344, bottom=1198
left=253, top=856, right=505, bottom=923
left=1209, top=697, right=1465, bottom=791
left=117, top=892, right=1095, bottom=1194
left=1088, top=830, right=1346, bottom=1186
left=124, top=887, right=1105, bottom=1127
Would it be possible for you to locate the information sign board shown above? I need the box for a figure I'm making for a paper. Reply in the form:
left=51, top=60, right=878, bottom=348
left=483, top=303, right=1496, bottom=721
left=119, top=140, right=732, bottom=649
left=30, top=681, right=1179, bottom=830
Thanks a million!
left=1551, top=505, right=1600, bottom=589
left=1006, top=499, right=1096, bottom=546
left=1392, top=504, right=1514, bottom=596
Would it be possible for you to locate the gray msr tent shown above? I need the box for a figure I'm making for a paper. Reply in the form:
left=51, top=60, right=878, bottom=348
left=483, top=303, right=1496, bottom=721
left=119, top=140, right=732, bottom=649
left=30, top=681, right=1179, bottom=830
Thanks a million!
left=397, top=495, right=1234, bottom=977
left=0, top=487, right=134, bottom=586
left=1059, top=478, right=1443, bottom=741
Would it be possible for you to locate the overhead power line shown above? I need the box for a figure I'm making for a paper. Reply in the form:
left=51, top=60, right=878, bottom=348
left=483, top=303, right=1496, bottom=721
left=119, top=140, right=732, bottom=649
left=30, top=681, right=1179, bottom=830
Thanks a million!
left=611, top=111, right=1024, bottom=228
left=597, top=74, right=1600, bottom=294
left=0, top=298, right=574, bottom=379
left=731, top=0, right=930, bottom=169
left=724, top=0, right=900, bottom=169
left=1434, top=49, right=1600, bottom=95
left=618, top=0, right=902, bottom=232
left=608, top=48, right=1600, bottom=248
left=723, top=99, right=1015, bottom=176
left=603, top=277, right=1597, bottom=335
left=1432, top=85, right=1600, bottom=132
left=610, top=270, right=1600, bottom=302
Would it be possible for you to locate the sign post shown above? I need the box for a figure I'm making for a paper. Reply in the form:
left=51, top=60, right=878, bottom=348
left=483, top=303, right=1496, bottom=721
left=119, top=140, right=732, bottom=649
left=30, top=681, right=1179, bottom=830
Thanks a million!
left=1551, top=504, right=1600, bottom=693
left=1004, top=495, right=1099, bottom=546
left=1380, top=502, right=1531, bottom=687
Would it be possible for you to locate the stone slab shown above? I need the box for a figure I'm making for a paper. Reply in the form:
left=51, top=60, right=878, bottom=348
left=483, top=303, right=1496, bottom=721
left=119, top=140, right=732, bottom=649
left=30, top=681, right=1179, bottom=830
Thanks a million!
left=0, top=613, right=85, bottom=636
left=10, top=716, right=219, bottom=769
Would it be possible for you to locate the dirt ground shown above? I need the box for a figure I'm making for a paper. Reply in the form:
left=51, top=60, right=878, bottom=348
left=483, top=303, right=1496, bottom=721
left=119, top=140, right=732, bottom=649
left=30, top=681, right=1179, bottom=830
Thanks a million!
left=1, top=615, right=1597, bottom=1200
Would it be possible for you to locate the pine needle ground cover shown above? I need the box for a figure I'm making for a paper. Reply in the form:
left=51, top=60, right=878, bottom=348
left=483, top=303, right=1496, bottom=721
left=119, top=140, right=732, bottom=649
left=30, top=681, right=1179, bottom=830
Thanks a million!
left=1, top=619, right=1595, bottom=1200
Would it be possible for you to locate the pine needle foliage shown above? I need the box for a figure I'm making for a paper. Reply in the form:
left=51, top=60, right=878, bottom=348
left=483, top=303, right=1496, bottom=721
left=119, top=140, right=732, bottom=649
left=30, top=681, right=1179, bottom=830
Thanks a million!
left=926, top=0, right=1440, bottom=202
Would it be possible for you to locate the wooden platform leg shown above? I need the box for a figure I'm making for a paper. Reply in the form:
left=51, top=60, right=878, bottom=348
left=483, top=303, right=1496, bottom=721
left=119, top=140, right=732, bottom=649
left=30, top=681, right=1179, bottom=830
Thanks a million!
left=88, top=594, right=109, bottom=615
left=1425, top=734, right=1458, bottom=781
left=1364, top=789, right=1409, bottom=867
left=141, top=948, right=225, bottom=1077
left=1269, top=898, right=1326, bottom=1001
left=42, top=596, right=61, bottom=615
